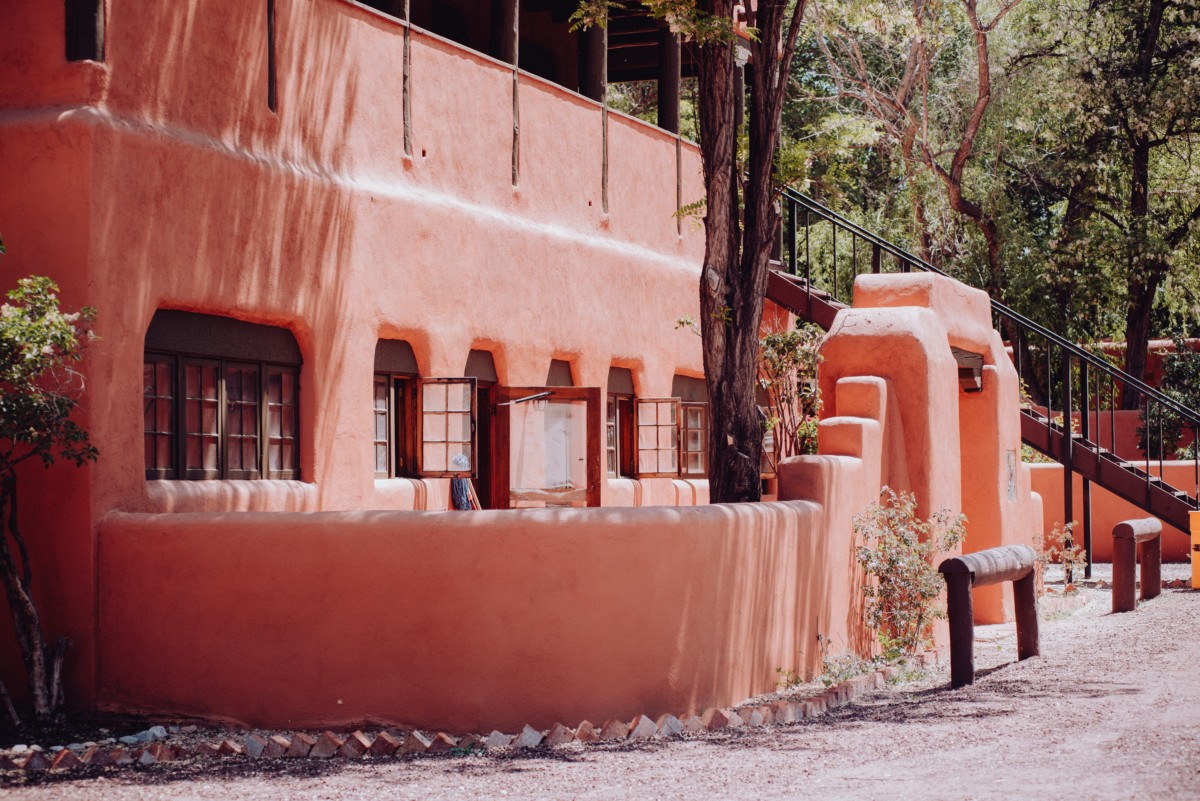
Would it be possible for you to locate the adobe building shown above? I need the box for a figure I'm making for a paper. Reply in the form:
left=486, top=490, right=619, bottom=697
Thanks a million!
left=1, top=1, right=1041, bottom=732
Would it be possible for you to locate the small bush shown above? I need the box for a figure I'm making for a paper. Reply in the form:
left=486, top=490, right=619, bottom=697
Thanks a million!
left=855, top=487, right=967, bottom=662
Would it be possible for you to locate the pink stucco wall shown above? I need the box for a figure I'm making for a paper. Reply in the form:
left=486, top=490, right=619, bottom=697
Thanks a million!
left=0, top=0, right=706, bottom=711
left=1029, top=462, right=1196, bottom=562
left=3, top=1, right=1042, bottom=726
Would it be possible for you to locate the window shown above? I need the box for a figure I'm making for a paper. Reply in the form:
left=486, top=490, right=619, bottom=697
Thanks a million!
left=373, top=340, right=478, bottom=480
left=673, top=374, right=708, bottom=478
left=143, top=311, right=301, bottom=481
left=680, top=402, right=708, bottom=477
left=607, top=366, right=636, bottom=478
left=635, top=398, right=680, bottom=477
left=418, top=377, right=476, bottom=476
left=65, top=0, right=105, bottom=62
left=374, top=339, right=419, bottom=479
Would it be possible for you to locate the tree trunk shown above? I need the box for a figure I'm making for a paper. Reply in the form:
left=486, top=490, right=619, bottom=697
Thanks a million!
left=698, top=0, right=804, bottom=503
left=0, top=476, right=53, bottom=718
left=698, top=0, right=758, bottom=503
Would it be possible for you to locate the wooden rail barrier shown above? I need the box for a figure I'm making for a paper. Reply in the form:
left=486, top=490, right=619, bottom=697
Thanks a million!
left=1112, top=517, right=1162, bottom=613
left=938, top=545, right=1039, bottom=689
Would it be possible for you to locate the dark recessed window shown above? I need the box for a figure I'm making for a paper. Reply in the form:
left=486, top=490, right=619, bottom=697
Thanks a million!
left=65, top=0, right=105, bottom=62
left=143, top=311, right=301, bottom=480
left=374, top=339, right=477, bottom=479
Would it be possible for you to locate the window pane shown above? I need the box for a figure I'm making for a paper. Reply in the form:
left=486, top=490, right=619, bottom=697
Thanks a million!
left=423, top=413, right=446, bottom=442
left=375, top=443, right=388, bottom=474
left=657, top=402, right=676, bottom=425
left=638, top=426, right=657, bottom=449
left=686, top=407, right=702, bottom=428
left=423, top=382, right=447, bottom=412
left=448, top=381, right=472, bottom=412
left=638, top=403, right=656, bottom=425
left=423, top=443, right=446, bottom=472
left=639, top=450, right=657, bottom=474
left=687, top=430, right=702, bottom=451
left=448, top=442, right=471, bottom=470
left=658, top=426, right=676, bottom=450
left=449, top=412, right=471, bottom=443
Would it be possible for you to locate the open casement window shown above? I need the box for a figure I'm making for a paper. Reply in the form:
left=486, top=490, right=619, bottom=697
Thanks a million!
left=417, top=377, right=477, bottom=478
left=680, top=402, right=708, bottom=478
left=373, top=374, right=416, bottom=479
left=634, top=398, right=681, bottom=478
left=606, top=394, right=635, bottom=478
left=492, top=386, right=602, bottom=508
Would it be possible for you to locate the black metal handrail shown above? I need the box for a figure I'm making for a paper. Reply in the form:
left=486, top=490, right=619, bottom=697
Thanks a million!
left=780, top=186, right=1200, bottom=429
left=779, top=186, right=1200, bottom=564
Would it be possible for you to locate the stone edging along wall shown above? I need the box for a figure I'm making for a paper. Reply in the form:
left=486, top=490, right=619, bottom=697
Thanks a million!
left=2, top=661, right=924, bottom=774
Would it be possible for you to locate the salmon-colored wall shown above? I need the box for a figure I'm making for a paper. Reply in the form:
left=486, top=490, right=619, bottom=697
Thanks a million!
left=3, top=0, right=1043, bottom=724
left=823, top=274, right=1042, bottom=624
left=93, top=372, right=892, bottom=732
left=0, top=0, right=707, bottom=712
left=1028, top=462, right=1196, bottom=562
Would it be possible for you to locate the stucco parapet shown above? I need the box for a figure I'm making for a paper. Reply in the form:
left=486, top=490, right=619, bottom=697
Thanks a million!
left=143, top=480, right=318, bottom=514
left=102, top=497, right=824, bottom=536
left=852, top=273, right=996, bottom=356
left=824, top=306, right=952, bottom=357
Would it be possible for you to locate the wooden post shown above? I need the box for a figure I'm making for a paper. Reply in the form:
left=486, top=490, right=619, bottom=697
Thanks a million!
left=492, top=0, right=519, bottom=64
left=939, top=545, right=1039, bottom=689
left=581, top=24, right=607, bottom=102
left=1112, top=518, right=1161, bottom=612
left=1112, top=530, right=1137, bottom=612
left=1013, top=572, right=1040, bottom=660
left=943, top=571, right=975, bottom=689
left=1140, top=535, right=1161, bottom=601
left=657, top=29, right=680, bottom=134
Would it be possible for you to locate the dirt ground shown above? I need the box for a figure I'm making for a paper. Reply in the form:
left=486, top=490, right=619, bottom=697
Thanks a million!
left=5, top=585, right=1200, bottom=801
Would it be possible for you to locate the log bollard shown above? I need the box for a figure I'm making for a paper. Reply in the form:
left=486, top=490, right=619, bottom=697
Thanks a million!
left=938, top=545, right=1039, bottom=689
left=1112, top=517, right=1162, bottom=613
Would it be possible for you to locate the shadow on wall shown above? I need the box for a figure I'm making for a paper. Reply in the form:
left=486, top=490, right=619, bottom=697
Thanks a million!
left=96, top=500, right=839, bottom=732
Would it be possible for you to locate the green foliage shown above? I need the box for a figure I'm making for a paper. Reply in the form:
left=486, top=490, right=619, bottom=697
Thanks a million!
left=1035, top=522, right=1083, bottom=595
left=571, top=0, right=738, bottom=44
left=758, top=322, right=823, bottom=467
left=1137, top=339, right=1200, bottom=459
left=854, top=487, right=967, bottom=662
left=0, top=276, right=97, bottom=472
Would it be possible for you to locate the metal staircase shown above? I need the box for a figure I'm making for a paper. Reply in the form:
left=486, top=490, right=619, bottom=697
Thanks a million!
left=766, top=187, right=1200, bottom=567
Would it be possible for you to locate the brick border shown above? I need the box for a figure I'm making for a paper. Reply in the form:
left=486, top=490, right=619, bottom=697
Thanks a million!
left=0, top=662, right=932, bottom=775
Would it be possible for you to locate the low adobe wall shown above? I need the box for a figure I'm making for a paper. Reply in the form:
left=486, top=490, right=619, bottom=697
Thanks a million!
left=96, top=492, right=861, bottom=732
left=95, top=377, right=895, bottom=733
left=1028, top=462, right=1196, bottom=561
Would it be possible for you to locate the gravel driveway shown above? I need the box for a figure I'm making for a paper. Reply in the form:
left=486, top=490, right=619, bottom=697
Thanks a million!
left=6, top=585, right=1200, bottom=801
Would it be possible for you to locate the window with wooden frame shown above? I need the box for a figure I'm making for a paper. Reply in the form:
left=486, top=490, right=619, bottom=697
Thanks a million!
left=142, top=356, right=300, bottom=480
left=672, top=375, right=708, bottom=479
left=606, top=366, right=636, bottom=478
left=372, top=374, right=417, bottom=478
left=606, top=394, right=636, bottom=478
left=635, top=398, right=680, bottom=477
left=143, top=311, right=302, bottom=481
left=418, top=377, right=477, bottom=477
left=680, top=402, right=708, bottom=477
